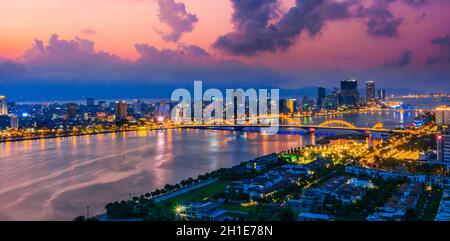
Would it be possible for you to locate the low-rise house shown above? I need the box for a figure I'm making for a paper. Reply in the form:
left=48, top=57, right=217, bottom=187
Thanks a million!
left=435, top=188, right=450, bottom=221
left=287, top=188, right=329, bottom=212
left=245, top=154, right=279, bottom=172
left=346, top=165, right=426, bottom=184
left=366, top=183, right=421, bottom=221
left=176, top=201, right=229, bottom=221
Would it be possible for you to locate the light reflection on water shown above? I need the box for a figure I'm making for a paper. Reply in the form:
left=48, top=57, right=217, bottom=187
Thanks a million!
left=0, top=110, right=415, bottom=220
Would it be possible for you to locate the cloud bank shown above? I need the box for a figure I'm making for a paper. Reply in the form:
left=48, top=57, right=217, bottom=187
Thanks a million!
left=156, top=0, right=198, bottom=42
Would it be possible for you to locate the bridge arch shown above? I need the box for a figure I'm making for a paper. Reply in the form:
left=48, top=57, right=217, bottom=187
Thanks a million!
left=318, top=120, right=357, bottom=129
left=371, top=122, right=384, bottom=129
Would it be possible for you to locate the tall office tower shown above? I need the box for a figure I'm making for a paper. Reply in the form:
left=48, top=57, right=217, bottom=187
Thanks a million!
left=365, top=81, right=376, bottom=103
left=98, top=101, right=107, bottom=111
left=133, top=100, right=142, bottom=115
left=10, top=115, right=19, bottom=130
left=280, top=99, right=297, bottom=114
left=115, top=101, right=128, bottom=120
left=317, top=87, right=326, bottom=110
left=302, top=96, right=310, bottom=111
left=87, top=98, right=95, bottom=107
left=435, top=105, right=450, bottom=127
left=377, top=89, right=386, bottom=101
left=437, top=131, right=450, bottom=163
left=0, top=96, right=8, bottom=115
left=66, top=103, right=78, bottom=119
left=340, top=78, right=359, bottom=107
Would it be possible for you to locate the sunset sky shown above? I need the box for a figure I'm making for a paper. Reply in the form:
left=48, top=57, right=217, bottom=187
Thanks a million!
left=0, top=0, right=449, bottom=100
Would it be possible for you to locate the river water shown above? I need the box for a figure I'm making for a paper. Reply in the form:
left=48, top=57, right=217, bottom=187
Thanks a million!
left=0, top=110, right=418, bottom=220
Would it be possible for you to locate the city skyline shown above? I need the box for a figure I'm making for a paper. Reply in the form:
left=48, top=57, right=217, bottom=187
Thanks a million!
left=0, top=0, right=449, bottom=100
left=1, top=0, right=450, bottom=225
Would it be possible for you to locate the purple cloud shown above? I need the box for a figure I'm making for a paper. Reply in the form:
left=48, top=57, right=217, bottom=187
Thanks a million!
left=382, top=49, right=414, bottom=68
left=427, top=35, right=450, bottom=65
left=213, top=0, right=352, bottom=56
left=213, top=0, right=439, bottom=56
left=156, top=0, right=198, bottom=42
left=0, top=35, right=287, bottom=88
left=356, top=0, right=402, bottom=38
left=403, top=0, right=430, bottom=7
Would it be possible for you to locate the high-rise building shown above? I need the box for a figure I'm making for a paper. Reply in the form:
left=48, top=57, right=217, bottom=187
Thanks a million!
left=133, top=100, right=142, bottom=115
left=322, top=88, right=340, bottom=110
left=87, top=98, right=95, bottom=107
left=317, top=87, right=326, bottom=110
left=280, top=99, right=297, bottom=114
left=365, top=81, right=376, bottom=103
left=98, top=101, right=108, bottom=111
left=437, top=131, right=450, bottom=163
left=10, top=115, right=19, bottom=130
left=435, top=105, right=450, bottom=127
left=115, top=101, right=128, bottom=120
left=0, top=96, right=8, bottom=115
left=301, top=96, right=310, bottom=111
left=340, top=78, right=359, bottom=107
left=66, top=103, right=78, bottom=119
left=377, top=89, right=386, bottom=101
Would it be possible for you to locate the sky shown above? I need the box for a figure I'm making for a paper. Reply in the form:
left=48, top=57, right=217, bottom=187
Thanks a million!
left=0, top=0, right=449, bottom=100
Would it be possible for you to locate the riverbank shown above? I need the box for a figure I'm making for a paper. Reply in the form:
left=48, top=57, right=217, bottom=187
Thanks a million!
left=0, top=126, right=176, bottom=144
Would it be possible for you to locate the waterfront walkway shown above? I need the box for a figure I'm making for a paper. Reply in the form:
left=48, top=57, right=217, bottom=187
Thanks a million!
left=152, top=178, right=218, bottom=203
left=95, top=178, right=218, bottom=221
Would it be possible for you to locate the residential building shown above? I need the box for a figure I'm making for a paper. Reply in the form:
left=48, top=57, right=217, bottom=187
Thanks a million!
left=435, top=105, right=450, bottom=127
left=435, top=188, right=450, bottom=221
left=115, top=101, right=128, bottom=120
left=366, top=81, right=376, bottom=103
left=340, top=78, right=359, bottom=107
left=437, top=131, right=450, bottom=163
left=176, top=201, right=228, bottom=221
left=377, top=89, right=386, bottom=101
left=317, top=87, right=326, bottom=110
left=0, top=96, right=8, bottom=115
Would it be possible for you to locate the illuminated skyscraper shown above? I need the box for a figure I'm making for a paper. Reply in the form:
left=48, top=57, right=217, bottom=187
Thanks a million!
left=365, top=81, right=376, bottom=103
left=0, top=96, right=8, bottom=115
left=10, top=115, right=18, bottom=130
left=377, top=89, right=386, bottom=101
left=435, top=105, right=450, bottom=127
left=87, top=98, right=95, bottom=107
left=317, top=87, right=326, bottom=110
left=340, top=78, right=359, bottom=107
left=133, top=100, right=142, bottom=115
left=67, top=103, right=78, bottom=119
left=115, top=101, right=128, bottom=120
left=280, top=99, right=297, bottom=114
left=437, top=131, right=450, bottom=163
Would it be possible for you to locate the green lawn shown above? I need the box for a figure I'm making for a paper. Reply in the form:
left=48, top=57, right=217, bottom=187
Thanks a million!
left=161, top=181, right=229, bottom=206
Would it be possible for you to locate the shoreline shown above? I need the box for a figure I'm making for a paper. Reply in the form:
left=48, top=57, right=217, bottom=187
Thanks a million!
left=0, top=127, right=176, bottom=144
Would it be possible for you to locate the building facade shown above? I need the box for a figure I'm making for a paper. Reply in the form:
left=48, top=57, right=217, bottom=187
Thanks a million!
left=340, top=79, right=359, bottom=107
left=66, top=103, right=78, bottom=119
left=0, top=96, right=7, bottom=115
left=435, top=105, right=450, bottom=127
left=437, top=131, right=450, bottom=163
left=317, top=87, right=326, bottom=110
left=115, top=101, right=128, bottom=120
left=365, top=81, right=376, bottom=103
left=377, top=89, right=386, bottom=101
